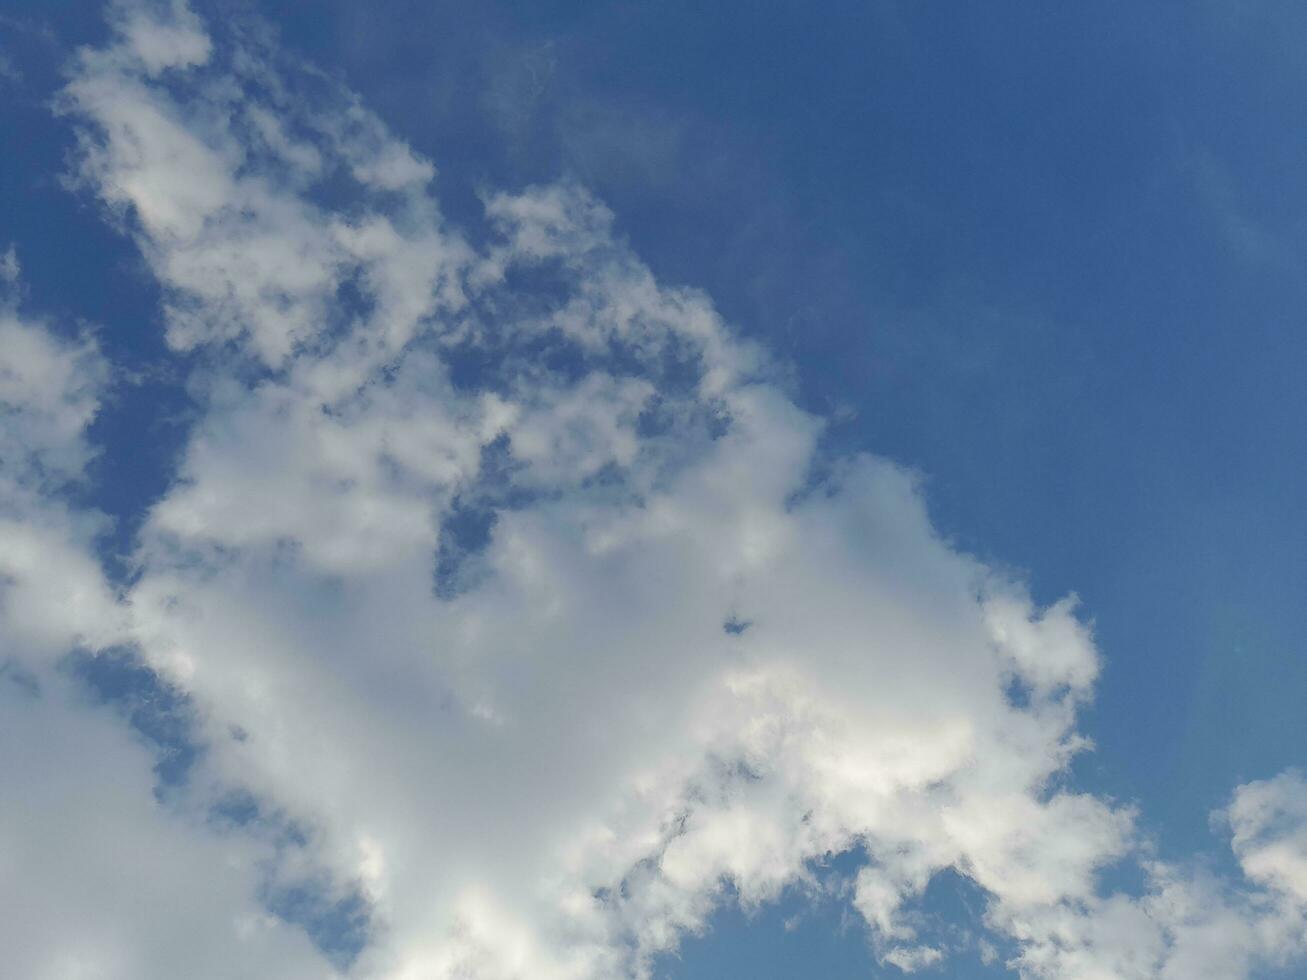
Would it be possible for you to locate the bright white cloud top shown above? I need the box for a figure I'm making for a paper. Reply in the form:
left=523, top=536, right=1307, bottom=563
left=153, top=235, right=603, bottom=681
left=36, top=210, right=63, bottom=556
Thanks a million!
left=2, top=2, right=1306, bottom=978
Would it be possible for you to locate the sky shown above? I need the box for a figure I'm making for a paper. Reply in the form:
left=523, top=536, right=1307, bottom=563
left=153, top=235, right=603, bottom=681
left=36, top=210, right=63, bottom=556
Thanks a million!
left=1, top=1, right=1307, bottom=978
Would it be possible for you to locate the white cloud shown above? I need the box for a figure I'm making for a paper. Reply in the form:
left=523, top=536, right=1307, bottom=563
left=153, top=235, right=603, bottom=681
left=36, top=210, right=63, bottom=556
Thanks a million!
left=1225, top=770, right=1307, bottom=904
left=0, top=298, right=105, bottom=489
left=0, top=268, right=335, bottom=979
left=59, top=8, right=466, bottom=369
left=0, top=266, right=122, bottom=664
left=0, top=679, right=331, bottom=980
left=0, top=2, right=1302, bottom=979
left=111, top=0, right=211, bottom=75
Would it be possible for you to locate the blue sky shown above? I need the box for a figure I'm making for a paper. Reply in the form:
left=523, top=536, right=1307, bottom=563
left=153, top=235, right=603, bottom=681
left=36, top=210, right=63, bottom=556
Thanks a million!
left=2, top=2, right=1307, bottom=978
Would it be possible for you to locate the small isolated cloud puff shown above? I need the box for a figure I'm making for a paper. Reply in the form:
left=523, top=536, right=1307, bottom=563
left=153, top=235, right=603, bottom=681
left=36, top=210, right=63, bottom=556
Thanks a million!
left=0, top=2, right=1304, bottom=980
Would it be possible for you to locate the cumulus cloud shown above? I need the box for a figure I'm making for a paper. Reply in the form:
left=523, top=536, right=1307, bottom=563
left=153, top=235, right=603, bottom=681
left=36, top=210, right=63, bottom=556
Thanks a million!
left=1226, top=770, right=1307, bottom=905
left=0, top=1, right=1304, bottom=978
left=0, top=680, right=332, bottom=980
left=0, top=263, right=330, bottom=979
left=0, top=255, right=121, bottom=664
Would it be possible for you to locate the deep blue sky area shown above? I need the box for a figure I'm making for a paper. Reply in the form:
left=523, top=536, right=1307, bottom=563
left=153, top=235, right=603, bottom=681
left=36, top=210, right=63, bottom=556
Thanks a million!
left=3, top=2, right=1307, bottom=976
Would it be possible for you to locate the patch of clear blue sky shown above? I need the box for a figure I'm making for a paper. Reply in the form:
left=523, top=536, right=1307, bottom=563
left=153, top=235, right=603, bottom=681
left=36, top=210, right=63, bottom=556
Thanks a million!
left=4, top=1, right=1307, bottom=975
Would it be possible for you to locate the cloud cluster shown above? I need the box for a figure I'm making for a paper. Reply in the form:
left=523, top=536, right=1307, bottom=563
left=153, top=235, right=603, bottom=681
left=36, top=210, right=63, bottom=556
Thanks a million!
left=1, top=2, right=1304, bottom=978
left=0, top=255, right=330, bottom=979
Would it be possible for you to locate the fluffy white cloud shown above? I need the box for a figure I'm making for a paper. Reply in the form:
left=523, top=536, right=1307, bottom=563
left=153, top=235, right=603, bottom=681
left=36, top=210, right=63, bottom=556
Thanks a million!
left=0, top=257, right=122, bottom=664
left=1226, top=770, right=1307, bottom=905
left=0, top=680, right=332, bottom=980
left=2, top=2, right=1305, bottom=978
left=0, top=271, right=106, bottom=490
left=0, top=266, right=332, bottom=979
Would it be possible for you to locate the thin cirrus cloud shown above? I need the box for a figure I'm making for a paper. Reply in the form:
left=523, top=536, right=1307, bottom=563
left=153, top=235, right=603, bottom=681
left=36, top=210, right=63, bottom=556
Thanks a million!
left=0, top=1, right=1304, bottom=978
